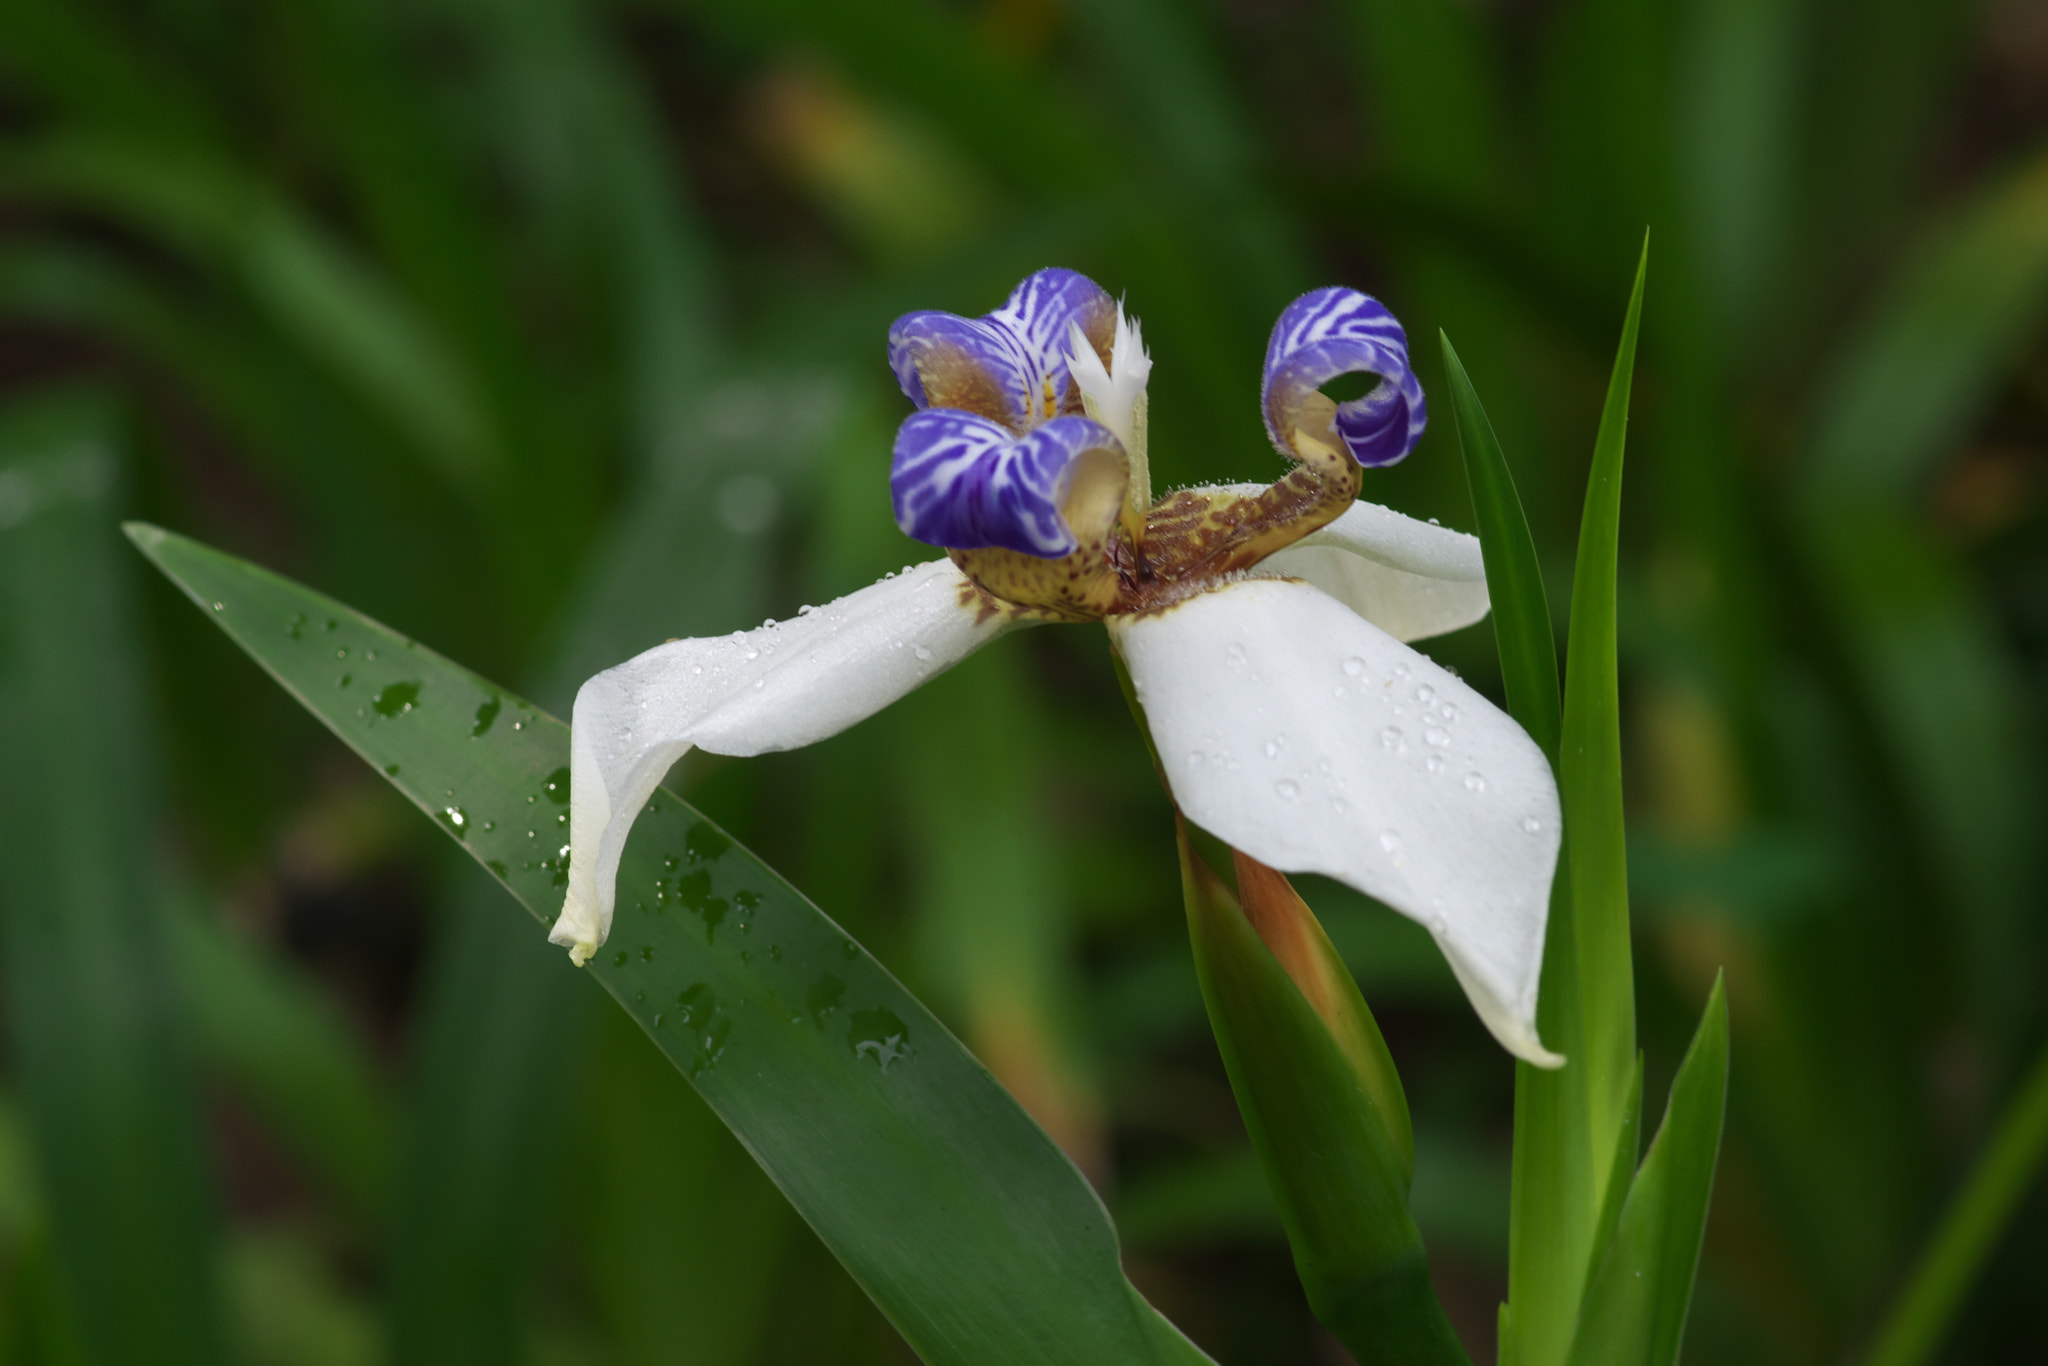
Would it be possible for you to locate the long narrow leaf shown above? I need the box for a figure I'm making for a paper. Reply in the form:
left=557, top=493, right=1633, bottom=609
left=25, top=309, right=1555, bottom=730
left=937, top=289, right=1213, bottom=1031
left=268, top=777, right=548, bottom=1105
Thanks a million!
left=1565, top=975, right=1729, bottom=1366
left=0, top=394, right=223, bottom=1364
left=129, top=524, right=1212, bottom=1366
left=1503, top=240, right=1648, bottom=1366
left=1442, top=331, right=1561, bottom=762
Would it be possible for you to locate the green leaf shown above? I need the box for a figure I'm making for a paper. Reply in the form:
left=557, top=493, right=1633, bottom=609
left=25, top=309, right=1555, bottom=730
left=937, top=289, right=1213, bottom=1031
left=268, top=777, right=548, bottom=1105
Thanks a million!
left=1794, top=155, right=2048, bottom=1036
left=1177, top=826, right=1465, bottom=1366
left=0, top=392, right=224, bottom=1365
left=1860, top=1036, right=2048, bottom=1366
left=128, top=523, right=1211, bottom=1366
left=1565, top=975, right=1729, bottom=1366
left=1441, top=331, right=1561, bottom=763
left=1503, top=238, right=1648, bottom=1366
left=387, top=868, right=598, bottom=1366
left=168, top=894, right=395, bottom=1230
left=0, top=136, right=493, bottom=489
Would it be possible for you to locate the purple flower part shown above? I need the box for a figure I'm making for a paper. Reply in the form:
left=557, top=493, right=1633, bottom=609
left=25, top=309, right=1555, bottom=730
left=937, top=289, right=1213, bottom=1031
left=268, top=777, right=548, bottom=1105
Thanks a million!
left=1262, top=287, right=1427, bottom=468
left=888, top=269, right=1116, bottom=433
left=892, top=409, right=1125, bottom=556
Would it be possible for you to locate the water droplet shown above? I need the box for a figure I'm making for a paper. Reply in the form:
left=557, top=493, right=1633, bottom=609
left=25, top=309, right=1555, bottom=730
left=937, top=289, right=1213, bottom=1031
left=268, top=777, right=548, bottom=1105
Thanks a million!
left=1521, top=816, right=1543, bottom=835
left=913, top=645, right=932, bottom=661
left=337, top=673, right=351, bottom=689
left=1380, top=726, right=1404, bottom=750
left=1415, top=684, right=1436, bottom=705
left=1330, top=796, right=1349, bottom=814
left=335, top=647, right=348, bottom=661
left=1378, top=829, right=1402, bottom=853
left=211, top=600, right=225, bottom=613
left=612, top=951, right=628, bottom=968
left=1425, top=727, right=1452, bottom=747
left=1342, top=656, right=1366, bottom=677
left=1263, top=734, right=1287, bottom=758
left=1274, top=779, right=1300, bottom=801
left=481, top=820, right=495, bottom=832
left=372, top=681, right=420, bottom=718
left=383, top=763, right=399, bottom=777
left=849, top=1008, right=910, bottom=1070
left=439, top=805, right=468, bottom=836
left=472, top=695, right=501, bottom=737
left=323, top=619, right=338, bottom=633
left=542, top=767, right=570, bottom=805
left=1225, top=642, right=1247, bottom=665
left=807, top=973, right=846, bottom=1026
left=639, top=945, right=655, bottom=963
left=1464, top=772, right=1486, bottom=793
left=287, top=613, right=305, bottom=640
left=1426, top=753, right=1446, bottom=774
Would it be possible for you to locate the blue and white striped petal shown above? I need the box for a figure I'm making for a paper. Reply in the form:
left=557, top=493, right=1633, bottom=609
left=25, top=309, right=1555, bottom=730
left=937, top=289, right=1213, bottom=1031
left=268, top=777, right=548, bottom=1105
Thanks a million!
left=888, top=268, right=1116, bottom=434
left=1262, top=288, right=1427, bottom=468
left=892, top=409, right=1128, bottom=557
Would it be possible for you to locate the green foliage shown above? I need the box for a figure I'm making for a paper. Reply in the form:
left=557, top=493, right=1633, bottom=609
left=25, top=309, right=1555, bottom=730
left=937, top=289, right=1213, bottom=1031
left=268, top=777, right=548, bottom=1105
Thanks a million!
left=1567, top=976, right=1729, bottom=1366
left=0, top=394, right=223, bottom=1364
left=2, top=0, right=2047, bottom=1360
left=130, top=524, right=1211, bottom=1366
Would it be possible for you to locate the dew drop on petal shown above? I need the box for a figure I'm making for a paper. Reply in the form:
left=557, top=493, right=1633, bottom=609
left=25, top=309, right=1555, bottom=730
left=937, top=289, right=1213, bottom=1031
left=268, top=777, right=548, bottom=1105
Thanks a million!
left=1464, top=772, right=1486, bottom=793
left=1521, top=816, right=1543, bottom=835
left=1274, top=779, right=1300, bottom=801
left=1378, top=829, right=1402, bottom=853
left=1425, top=727, right=1452, bottom=747
left=913, top=645, right=932, bottom=661
left=1330, top=796, right=1349, bottom=814
left=1342, top=656, right=1366, bottom=677
left=1380, top=726, right=1404, bottom=750
left=1225, top=642, right=1248, bottom=665
left=1426, top=753, right=1445, bottom=774
left=1415, top=684, right=1435, bottom=705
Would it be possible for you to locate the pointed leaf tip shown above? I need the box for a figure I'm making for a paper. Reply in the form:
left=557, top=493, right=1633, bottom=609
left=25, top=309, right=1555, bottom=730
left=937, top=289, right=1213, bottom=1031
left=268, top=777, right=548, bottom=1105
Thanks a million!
left=122, top=520, right=167, bottom=553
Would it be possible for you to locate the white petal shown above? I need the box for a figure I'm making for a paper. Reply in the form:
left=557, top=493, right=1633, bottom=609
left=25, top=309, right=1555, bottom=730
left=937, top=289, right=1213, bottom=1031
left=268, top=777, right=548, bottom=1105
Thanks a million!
left=1111, top=577, right=1562, bottom=1065
left=1209, top=483, right=1491, bottom=642
left=551, top=559, right=1021, bottom=964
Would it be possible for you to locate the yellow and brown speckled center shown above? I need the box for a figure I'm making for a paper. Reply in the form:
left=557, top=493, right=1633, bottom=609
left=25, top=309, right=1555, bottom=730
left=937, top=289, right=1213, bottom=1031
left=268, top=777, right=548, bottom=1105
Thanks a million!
left=950, top=394, right=1361, bottom=621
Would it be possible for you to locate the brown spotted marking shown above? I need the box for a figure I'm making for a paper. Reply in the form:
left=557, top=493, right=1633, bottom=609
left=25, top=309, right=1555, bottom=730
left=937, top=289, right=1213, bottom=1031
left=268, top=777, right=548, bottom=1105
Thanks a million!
left=946, top=391, right=1362, bottom=622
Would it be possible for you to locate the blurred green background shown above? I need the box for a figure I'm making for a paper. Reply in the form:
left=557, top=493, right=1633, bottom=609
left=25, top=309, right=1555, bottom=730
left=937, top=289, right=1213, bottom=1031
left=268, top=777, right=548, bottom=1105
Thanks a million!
left=0, top=0, right=2045, bottom=1362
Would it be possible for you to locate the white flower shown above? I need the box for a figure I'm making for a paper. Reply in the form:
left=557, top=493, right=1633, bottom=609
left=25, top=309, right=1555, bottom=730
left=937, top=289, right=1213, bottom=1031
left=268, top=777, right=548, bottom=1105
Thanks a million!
left=552, top=270, right=1564, bottom=1067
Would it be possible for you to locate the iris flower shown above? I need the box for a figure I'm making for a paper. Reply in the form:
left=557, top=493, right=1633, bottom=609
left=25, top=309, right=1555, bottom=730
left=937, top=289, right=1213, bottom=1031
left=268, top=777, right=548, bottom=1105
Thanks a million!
left=552, top=269, right=1562, bottom=1065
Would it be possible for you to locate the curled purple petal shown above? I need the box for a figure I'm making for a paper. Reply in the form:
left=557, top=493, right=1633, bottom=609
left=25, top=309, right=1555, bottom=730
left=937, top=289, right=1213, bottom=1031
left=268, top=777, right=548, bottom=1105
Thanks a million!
left=1262, top=287, right=1427, bottom=468
left=891, top=410, right=1126, bottom=556
left=888, top=268, right=1115, bottom=433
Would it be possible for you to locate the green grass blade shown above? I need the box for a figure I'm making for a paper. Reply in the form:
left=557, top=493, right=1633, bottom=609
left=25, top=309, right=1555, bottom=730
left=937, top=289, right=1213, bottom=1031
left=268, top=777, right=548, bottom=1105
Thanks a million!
left=1565, top=976, right=1729, bottom=1366
left=1504, top=239, right=1647, bottom=1366
left=1795, top=156, right=2048, bottom=1037
left=0, top=393, right=223, bottom=1365
left=168, top=893, right=395, bottom=1230
left=129, top=524, right=1213, bottom=1366
left=1441, top=331, right=1561, bottom=762
left=0, top=136, right=494, bottom=489
left=388, top=866, right=598, bottom=1366
left=575, top=1007, right=794, bottom=1366
left=1860, top=1036, right=2048, bottom=1366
